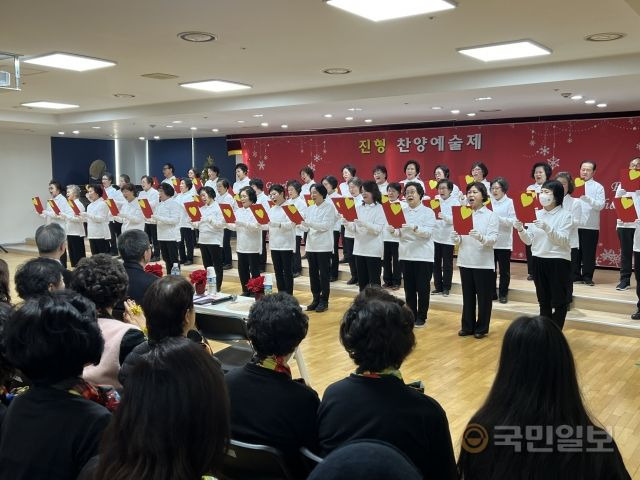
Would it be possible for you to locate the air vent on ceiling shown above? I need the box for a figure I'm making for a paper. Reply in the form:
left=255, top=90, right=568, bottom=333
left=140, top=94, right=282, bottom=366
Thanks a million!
left=479, top=109, right=502, bottom=113
left=141, top=73, right=179, bottom=80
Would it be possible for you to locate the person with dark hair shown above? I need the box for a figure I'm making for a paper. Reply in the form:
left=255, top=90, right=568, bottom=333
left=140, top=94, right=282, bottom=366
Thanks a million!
left=118, top=182, right=145, bottom=232
left=193, top=185, right=225, bottom=291
left=229, top=186, right=263, bottom=296
left=452, top=182, right=499, bottom=338
left=300, top=166, right=315, bottom=195
left=373, top=164, right=388, bottom=194
left=175, top=178, right=196, bottom=265
left=205, top=165, right=220, bottom=189
left=0, top=259, right=10, bottom=304
left=251, top=178, right=271, bottom=272
left=225, top=293, right=318, bottom=474
left=0, top=302, right=14, bottom=422
left=338, top=164, right=356, bottom=196
left=102, top=172, right=126, bottom=256
left=151, top=183, right=181, bottom=272
left=514, top=180, right=572, bottom=329
left=93, top=338, right=229, bottom=480
left=434, top=164, right=461, bottom=198
left=343, top=177, right=363, bottom=284
left=432, top=179, right=460, bottom=297
left=470, top=162, right=490, bottom=191
left=161, top=162, right=176, bottom=185
left=139, top=175, right=161, bottom=261
left=458, top=315, right=630, bottom=479
left=286, top=180, right=308, bottom=278
left=318, top=287, right=456, bottom=480
left=233, top=162, right=251, bottom=193
left=401, top=160, right=424, bottom=190
left=382, top=182, right=404, bottom=290
left=268, top=184, right=296, bottom=294
left=81, top=184, right=111, bottom=255
left=35, top=223, right=72, bottom=286
left=62, top=184, right=87, bottom=266
left=215, top=178, right=236, bottom=269
left=14, top=257, right=65, bottom=299
left=555, top=172, right=583, bottom=305
left=71, top=254, right=144, bottom=388
left=523, top=162, right=553, bottom=280
left=0, top=291, right=111, bottom=478
left=39, top=179, right=70, bottom=268
left=117, top=229, right=157, bottom=305
left=490, top=177, right=516, bottom=303
left=322, top=176, right=342, bottom=282
left=576, top=161, right=605, bottom=286
left=614, top=157, right=640, bottom=291
left=345, top=180, right=386, bottom=291
left=187, top=168, right=201, bottom=189
left=301, top=183, right=339, bottom=311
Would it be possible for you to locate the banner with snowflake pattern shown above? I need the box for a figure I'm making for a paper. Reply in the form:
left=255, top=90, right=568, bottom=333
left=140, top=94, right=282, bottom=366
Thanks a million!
left=241, top=116, right=640, bottom=267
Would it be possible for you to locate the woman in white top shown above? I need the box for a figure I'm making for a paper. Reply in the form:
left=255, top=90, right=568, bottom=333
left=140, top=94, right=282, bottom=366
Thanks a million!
left=373, top=164, right=389, bottom=195
left=433, top=164, right=460, bottom=198
left=40, top=180, right=69, bottom=267
left=195, top=186, right=225, bottom=292
left=389, top=181, right=436, bottom=327
left=612, top=157, right=640, bottom=291
left=322, top=175, right=342, bottom=282
left=232, top=163, right=251, bottom=194
left=631, top=194, right=640, bottom=319
left=300, top=166, right=315, bottom=196
left=102, top=172, right=126, bottom=256
left=452, top=182, right=499, bottom=338
left=81, top=184, right=111, bottom=255
left=62, top=184, right=86, bottom=266
left=228, top=186, right=262, bottom=296
left=139, top=175, right=160, bottom=261
left=175, top=179, right=196, bottom=265
left=216, top=178, right=235, bottom=269
left=118, top=183, right=145, bottom=233
left=400, top=160, right=425, bottom=190
left=345, top=180, right=386, bottom=291
left=286, top=180, right=308, bottom=277
left=432, top=179, right=460, bottom=296
left=470, top=162, right=491, bottom=192
left=338, top=164, right=356, bottom=197
left=267, top=184, right=296, bottom=295
left=382, top=182, right=404, bottom=290
left=204, top=165, right=220, bottom=189
left=490, top=177, right=516, bottom=304
left=151, top=183, right=181, bottom=272
left=301, top=183, right=339, bottom=312
left=343, top=177, right=363, bottom=285
left=514, top=180, right=572, bottom=330
left=524, top=162, right=552, bottom=280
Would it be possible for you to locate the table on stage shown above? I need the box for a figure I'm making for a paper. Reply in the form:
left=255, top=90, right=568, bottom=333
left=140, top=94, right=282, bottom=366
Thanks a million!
left=194, top=295, right=312, bottom=386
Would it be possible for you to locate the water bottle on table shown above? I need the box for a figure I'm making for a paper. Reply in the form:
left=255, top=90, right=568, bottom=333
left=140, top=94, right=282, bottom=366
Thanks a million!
left=263, top=273, right=273, bottom=295
left=170, top=263, right=180, bottom=276
left=207, top=266, right=217, bottom=295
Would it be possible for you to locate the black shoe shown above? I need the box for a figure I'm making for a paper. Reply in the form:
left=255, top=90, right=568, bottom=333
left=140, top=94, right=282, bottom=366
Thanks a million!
left=306, top=300, right=319, bottom=311
left=339, top=258, right=349, bottom=264
left=293, top=272, right=301, bottom=278
left=184, top=260, right=193, bottom=266
left=584, top=280, right=595, bottom=286
left=616, top=281, right=630, bottom=291
left=315, top=302, right=328, bottom=313
left=431, top=289, right=442, bottom=295
left=474, top=332, right=487, bottom=339
left=527, top=274, right=534, bottom=281
left=414, top=319, right=426, bottom=328
left=499, top=296, right=508, bottom=304
left=382, top=283, right=392, bottom=288
left=492, top=294, right=498, bottom=301
left=442, top=290, right=450, bottom=297
left=223, top=264, right=233, bottom=270
left=631, top=310, right=640, bottom=320
left=573, top=279, right=584, bottom=284
left=458, top=330, right=473, bottom=337
left=346, top=278, right=358, bottom=285
left=330, top=277, right=338, bottom=282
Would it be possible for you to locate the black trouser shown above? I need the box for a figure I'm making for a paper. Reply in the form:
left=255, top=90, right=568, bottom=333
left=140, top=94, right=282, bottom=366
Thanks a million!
left=618, top=227, right=635, bottom=284
left=178, top=227, right=195, bottom=263
left=383, top=241, right=402, bottom=287
left=89, top=239, right=110, bottom=255
left=571, top=247, right=580, bottom=284
left=67, top=235, right=86, bottom=267
left=222, top=229, right=232, bottom=266
left=340, top=226, right=347, bottom=260
left=533, top=256, right=571, bottom=330
left=145, top=223, right=160, bottom=258
left=525, top=245, right=533, bottom=276
left=355, top=255, right=382, bottom=291
left=307, top=251, right=330, bottom=302
left=330, top=230, right=340, bottom=279
left=272, top=249, right=294, bottom=295
left=577, top=228, right=599, bottom=282
left=433, top=242, right=454, bottom=291
left=402, top=260, right=433, bottom=323
left=293, top=235, right=303, bottom=275
left=159, top=241, right=179, bottom=273
left=343, top=237, right=357, bottom=280
left=634, top=252, right=640, bottom=310
left=200, top=244, right=224, bottom=291
left=108, top=221, right=122, bottom=255
left=260, top=230, right=268, bottom=269
left=459, top=267, right=494, bottom=334
left=493, top=249, right=511, bottom=298
left=59, top=250, right=68, bottom=269
left=237, top=252, right=261, bottom=294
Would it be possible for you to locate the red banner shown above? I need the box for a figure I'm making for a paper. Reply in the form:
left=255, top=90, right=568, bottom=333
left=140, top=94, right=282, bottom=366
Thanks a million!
left=241, top=116, right=640, bottom=267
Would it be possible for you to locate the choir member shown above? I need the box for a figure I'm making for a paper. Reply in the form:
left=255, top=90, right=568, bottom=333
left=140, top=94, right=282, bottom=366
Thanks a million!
left=187, top=168, right=201, bottom=189
left=432, top=179, right=460, bottom=297
left=470, top=162, right=490, bottom=191
left=150, top=183, right=181, bottom=273
left=175, top=179, right=196, bottom=265
left=489, top=177, right=516, bottom=303
left=102, top=172, right=126, bottom=256
left=118, top=183, right=145, bottom=232
left=433, top=164, right=460, bottom=198
left=514, top=180, right=572, bottom=329
left=204, top=165, right=220, bottom=189
left=338, top=164, right=356, bottom=197
left=139, top=175, right=160, bottom=261
left=373, top=164, right=388, bottom=194
left=216, top=178, right=235, bottom=269
left=62, top=184, right=86, bottom=267
left=382, top=182, right=404, bottom=290
left=555, top=172, right=583, bottom=304
left=300, top=167, right=315, bottom=195
left=161, top=163, right=177, bottom=186
left=614, top=157, right=640, bottom=291
left=250, top=178, right=271, bottom=272
left=632, top=196, right=640, bottom=319
left=81, top=184, right=111, bottom=255
left=451, top=182, right=499, bottom=338
left=576, top=161, right=605, bottom=286
left=322, top=175, right=342, bottom=282
left=343, top=177, right=363, bottom=285
left=524, top=162, right=552, bottom=280
left=40, top=180, right=69, bottom=268
left=400, top=160, right=424, bottom=190
left=228, top=187, right=262, bottom=296
left=286, top=180, right=307, bottom=278
left=267, top=184, right=296, bottom=294
left=194, top=186, right=225, bottom=292
left=232, top=163, right=251, bottom=194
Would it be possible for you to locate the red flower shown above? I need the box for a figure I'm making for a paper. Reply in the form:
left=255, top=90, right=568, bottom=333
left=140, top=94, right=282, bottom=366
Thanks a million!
left=144, top=263, right=164, bottom=278
left=246, top=275, right=265, bottom=293
left=189, top=269, right=207, bottom=285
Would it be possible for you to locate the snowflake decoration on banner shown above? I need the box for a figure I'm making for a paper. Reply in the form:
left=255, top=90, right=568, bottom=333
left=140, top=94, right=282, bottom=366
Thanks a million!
left=537, top=146, right=550, bottom=156
left=567, top=137, right=573, bottom=144
left=636, top=142, right=640, bottom=151
left=313, top=153, right=322, bottom=162
left=529, top=139, right=536, bottom=146
left=264, top=155, right=268, bottom=160
left=597, top=249, right=621, bottom=267
left=307, top=162, right=316, bottom=171
left=257, top=159, right=266, bottom=170
left=252, top=150, right=258, bottom=158
left=547, top=156, right=560, bottom=169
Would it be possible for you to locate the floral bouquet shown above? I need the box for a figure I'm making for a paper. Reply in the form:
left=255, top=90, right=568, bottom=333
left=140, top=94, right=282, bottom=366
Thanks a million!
left=246, top=276, right=265, bottom=299
left=144, top=263, right=163, bottom=278
left=189, top=269, right=208, bottom=294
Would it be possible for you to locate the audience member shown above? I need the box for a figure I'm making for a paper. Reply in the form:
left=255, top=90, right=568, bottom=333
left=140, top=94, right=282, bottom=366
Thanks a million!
left=317, top=286, right=457, bottom=480
left=0, top=302, right=14, bottom=424
left=0, top=259, right=10, bottom=304
left=117, top=229, right=157, bottom=305
left=35, top=223, right=72, bottom=285
left=14, top=257, right=65, bottom=300
left=0, top=292, right=111, bottom=478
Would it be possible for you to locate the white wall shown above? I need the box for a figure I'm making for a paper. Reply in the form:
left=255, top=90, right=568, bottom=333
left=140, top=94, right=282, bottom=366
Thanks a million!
left=0, top=133, right=52, bottom=244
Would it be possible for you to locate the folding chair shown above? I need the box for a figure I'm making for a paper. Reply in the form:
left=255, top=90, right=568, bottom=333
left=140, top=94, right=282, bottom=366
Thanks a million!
left=219, top=439, right=295, bottom=480
left=195, top=312, right=254, bottom=372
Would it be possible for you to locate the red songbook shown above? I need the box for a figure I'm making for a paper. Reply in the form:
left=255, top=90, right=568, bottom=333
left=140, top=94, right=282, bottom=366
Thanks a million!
left=268, top=200, right=275, bottom=208
left=101, top=189, right=108, bottom=200
left=573, top=177, right=586, bottom=198
left=184, top=201, right=202, bottom=222
left=514, top=192, right=538, bottom=223
left=282, top=204, right=304, bottom=225
left=303, top=194, right=315, bottom=207
left=138, top=199, right=153, bottom=219
left=424, top=198, right=441, bottom=217
left=620, top=169, right=640, bottom=192
left=613, top=197, right=638, bottom=223
left=218, top=203, right=237, bottom=223
left=32, top=196, right=44, bottom=214
left=332, top=197, right=358, bottom=222
left=152, top=176, right=160, bottom=189
left=193, top=178, right=203, bottom=190
left=67, top=199, right=81, bottom=216
left=382, top=201, right=406, bottom=229
left=171, top=177, right=181, bottom=193
left=192, top=195, right=204, bottom=207
left=483, top=198, right=493, bottom=211
left=458, top=174, right=474, bottom=192
left=233, top=193, right=243, bottom=209
left=47, top=199, right=61, bottom=215
left=452, top=205, right=473, bottom=235
left=105, top=199, right=119, bottom=216
left=425, top=179, right=438, bottom=199
left=250, top=204, right=270, bottom=225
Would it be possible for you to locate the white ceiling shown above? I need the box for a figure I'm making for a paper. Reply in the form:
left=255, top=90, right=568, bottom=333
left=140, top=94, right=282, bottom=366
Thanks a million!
left=1, top=0, right=640, bottom=139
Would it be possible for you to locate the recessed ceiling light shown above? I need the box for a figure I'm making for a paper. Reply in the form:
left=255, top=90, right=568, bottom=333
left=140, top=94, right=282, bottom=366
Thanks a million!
left=113, top=93, right=135, bottom=98
left=474, top=96, right=492, bottom=101
left=72, top=130, right=80, bottom=134
left=325, top=0, right=456, bottom=22
left=585, top=32, right=625, bottom=42
left=91, top=126, right=101, bottom=129
left=190, top=126, right=197, bottom=130
left=364, top=119, right=373, bottom=123
left=252, top=114, right=264, bottom=118
left=431, top=106, right=443, bottom=110
left=237, top=120, right=245, bottom=124
left=180, top=79, right=252, bottom=93
left=458, top=39, right=551, bottom=62
left=260, top=122, right=269, bottom=127
left=58, top=131, right=65, bottom=135
left=451, top=109, right=460, bottom=114
left=172, top=120, right=183, bottom=124
left=140, top=72, right=179, bottom=80
left=280, top=124, right=288, bottom=129
left=345, top=116, right=354, bottom=121
left=21, top=101, right=79, bottom=109
left=585, top=99, right=596, bottom=104
left=466, top=112, right=476, bottom=117
left=212, top=128, right=219, bottom=132
left=571, top=95, right=583, bottom=100
left=596, top=103, right=607, bottom=108
left=139, top=136, right=146, bottom=140
left=322, top=67, right=351, bottom=74
left=347, top=107, right=363, bottom=111
left=177, top=31, right=217, bottom=42
left=153, top=135, right=160, bottom=140
left=24, top=52, right=116, bottom=71
left=165, top=125, right=173, bottom=128
left=323, top=114, right=333, bottom=118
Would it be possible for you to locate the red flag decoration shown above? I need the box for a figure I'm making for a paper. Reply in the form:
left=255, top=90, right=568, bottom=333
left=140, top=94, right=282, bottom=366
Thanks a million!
left=282, top=204, right=304, bottom=225
left=452, top=205, right=473, bottom=235
left=183, top=201, right=202, bottom=222
left=67, top=199, right=81, bottom=216
left=332, top=197, right=358, bottom=221
left=620, top=168, right=640, bottom=192
left=250, top=204, right=270, bottom=225
left=424, top=198, right=441, bottom=217
left=152, top=176, right=160, bottom=189
left=32, top=196, right=44, bottom=214
left=303, top=194, right=315, bottom=207
left=171, top=177, right=181, bottom=193
left=613, top=197, right=638, bottom=223
left=382, top=201, right=406, bottom=229
left=193, top=178, right=203, bottom=190
left=218, top=203, right=237, bottom=223
left=458, top=174, right=474, bottom=192
left=425, top=179, right=438, bottom=198
left=47, top=199, right=61, bottom=215
left=514, top=192, right=538, bottom=223
left=138, top=198, right=153, bottom=219
left=573, top=177, right=586, bottom=198
left=105, top=199, right=119, bottom=216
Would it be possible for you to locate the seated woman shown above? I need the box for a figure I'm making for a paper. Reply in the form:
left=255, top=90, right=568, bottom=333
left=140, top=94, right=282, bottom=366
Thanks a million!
left=91, top=338, right=229, bottom=480
left=71, top=254, right=144, bottom=389
left=0, top=291, right=111, bottom=478
left=0, top=302, right=14, bottom=424
left=317, top=286, right=456, bottom=480
left=458, top=315, right=630, bottom=479
left=225, top=293, right=319, bottom=477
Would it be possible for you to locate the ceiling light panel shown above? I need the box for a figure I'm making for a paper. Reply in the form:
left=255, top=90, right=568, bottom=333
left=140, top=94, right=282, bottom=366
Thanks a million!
left=21, top=101, right=79, bottom=109
left=325, top=0, right=456, bottom=22
left=180, top=79, right=252, bottom=92
left=24, top=52, right=116, bottom=71
left=458, top=40, right=551, bottom=62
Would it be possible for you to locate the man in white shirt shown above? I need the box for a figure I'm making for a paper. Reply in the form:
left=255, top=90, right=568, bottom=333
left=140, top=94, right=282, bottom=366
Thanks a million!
left=614, top=157, right=640, bottom=291
left=161, top=163, right=177, bottom=187
left=204, top=165, right=220, bottom=189
left=250, top=178, right=271, bottom=271
left=139, top=175, right=161, bottom=261
left=102, top=172, right=126, bottom=256
left=232, top=163, right=251, bottom=193
left=576, top=161, right=605, bottom=286
left=373, top=164, right=389, bottom=195
left=300, top=167, right=315, bottom=195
